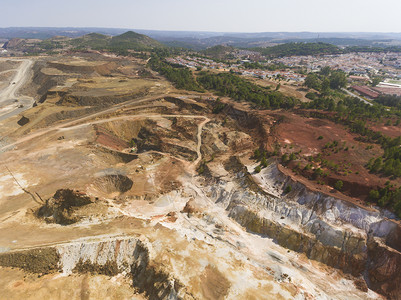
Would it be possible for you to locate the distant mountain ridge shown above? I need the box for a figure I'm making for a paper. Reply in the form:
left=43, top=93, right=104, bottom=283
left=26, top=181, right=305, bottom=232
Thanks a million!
left=1, top=27, right=401, bottom=41
left=2, top=30, right=164, bottom=53
left=0, top=27, right=129, bottom=39
left=1, top=27, right=401, bottom=52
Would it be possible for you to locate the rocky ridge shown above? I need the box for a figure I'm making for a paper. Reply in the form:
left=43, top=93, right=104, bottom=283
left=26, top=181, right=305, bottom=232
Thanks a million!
left=205, top=159, right=401, bottom=299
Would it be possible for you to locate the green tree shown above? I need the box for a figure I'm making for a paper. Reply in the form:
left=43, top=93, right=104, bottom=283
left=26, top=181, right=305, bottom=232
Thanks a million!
left=320, top=66, right=331, bottom=76
left=312, top=168, right=324, bottom=179
left=334, top=180, right=343, bottom=191
left=369, top=189, right=380, bottom=200
left=370, top=157, right=383, bottom=173
left=321, top=78, right=331, bottom=94
left=254, top=149, right=261, bottom=159
left=261, top=157, right=268, bottom=168
left=329, top=71, right=347, bottom=89
left=371, top=77, right=382, bottom=87
left=304, top=73, right=321, bottom=90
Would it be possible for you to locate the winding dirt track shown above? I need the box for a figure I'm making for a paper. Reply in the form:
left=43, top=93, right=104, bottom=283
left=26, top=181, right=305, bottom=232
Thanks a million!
left=0, top=59, right=33, bottom=101
left=0, top=94, right=169, bottom=151
left=0, top=59, right=34, bottom=121
left=1, top=94, right=210, bottom=167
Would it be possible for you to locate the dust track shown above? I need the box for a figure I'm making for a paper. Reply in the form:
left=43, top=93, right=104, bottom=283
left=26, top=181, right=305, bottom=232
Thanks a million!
left=1, top=94, right=210, bottom=154
left=0, top=59, right=34, bottom=121
left=0, top=59, right=33, bottom=101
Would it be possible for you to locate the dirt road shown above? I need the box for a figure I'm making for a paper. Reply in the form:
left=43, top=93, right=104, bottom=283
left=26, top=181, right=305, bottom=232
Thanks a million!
left=0, top=93, right=208, bottom=152
left=0, top=59, right=34, bottom=121
left=0, top=59, right=32, bottom=101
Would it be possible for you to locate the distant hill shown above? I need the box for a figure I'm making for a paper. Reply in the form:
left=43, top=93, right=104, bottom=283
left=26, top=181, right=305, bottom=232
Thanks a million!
left=159, top=40, right=203, bottom=50
left=2, top=28, right=401, bottom=51
left=70, top=33, right=111, bottom=49
left=0, top=27, right=128, bottom=39
left=202, top=45, right=235, bottom=59
left=252, top=42, right=342, bottom=57
left=2, top=30, right=164, bottom=53
left=2, top=38, right=44, bottom=52
left=2, top=38, right=25, bottom=49
left=109, top=31, right=163, bottom=51
left=278, top=37, right=401, bottom=47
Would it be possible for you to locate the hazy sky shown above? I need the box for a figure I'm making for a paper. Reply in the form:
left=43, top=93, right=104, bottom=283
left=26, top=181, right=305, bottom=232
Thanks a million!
left=1, top=0, right=401, bottom=32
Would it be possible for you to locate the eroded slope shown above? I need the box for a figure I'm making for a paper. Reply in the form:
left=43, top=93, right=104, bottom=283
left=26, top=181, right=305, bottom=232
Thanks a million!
left=0, top=53, right=398, bottom=300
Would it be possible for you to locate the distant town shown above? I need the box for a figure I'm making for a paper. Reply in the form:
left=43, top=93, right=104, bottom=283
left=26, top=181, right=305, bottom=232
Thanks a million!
left=167, top=51, right=401, bottom=100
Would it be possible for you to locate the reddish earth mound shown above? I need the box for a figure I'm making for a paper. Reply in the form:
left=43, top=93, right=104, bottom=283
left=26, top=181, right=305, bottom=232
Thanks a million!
left=263, top=111, right=399, bottom=201
left=368, top=121, right=401, bottom=139
left=94, top=125, right=130, bottom=151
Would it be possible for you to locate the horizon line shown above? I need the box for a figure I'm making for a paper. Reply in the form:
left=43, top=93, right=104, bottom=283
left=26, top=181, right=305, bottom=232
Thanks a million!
left=0, top=26, right=401, bottom=35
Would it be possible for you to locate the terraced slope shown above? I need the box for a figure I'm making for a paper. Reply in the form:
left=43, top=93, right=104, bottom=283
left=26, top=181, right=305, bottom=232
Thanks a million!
left=0, top=53, right=399, bottom=300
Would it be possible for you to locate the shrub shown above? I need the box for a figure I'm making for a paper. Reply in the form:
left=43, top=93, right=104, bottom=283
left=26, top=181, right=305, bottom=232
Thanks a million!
left=312, top=168, right=324, bottom=179
left=261, top=157, right=268, bottom=168
left=334, top=180, right=343, bottom=191
left=284, top=185, right=292, bottom=194
left=369, top=189, right=380, bottom=200
left=306, top=92, right=318, bottom=100
left=253, top=149, right=261, bottom=160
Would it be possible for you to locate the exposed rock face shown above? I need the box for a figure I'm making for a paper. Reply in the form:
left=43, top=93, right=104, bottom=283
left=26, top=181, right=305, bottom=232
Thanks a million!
left=135, top=125, right=198, bottom=161
left=164, top=96, right=205, bottom=112
left=0, top=236, right=186, bottom=300
left=37, top=189, right=94, bottom=225
left=57, top=236, right=143, bottom=275
left=367, top=239, right=401, bottom=299
left=130, top=241, right=187, bottom=300
left=206, top=161, right=401, bottom=299
left=31, top=61, right=69, bottom=102
left=2, top=38, right=24, bottom=49
left=93, top=174, right=133, bottom=194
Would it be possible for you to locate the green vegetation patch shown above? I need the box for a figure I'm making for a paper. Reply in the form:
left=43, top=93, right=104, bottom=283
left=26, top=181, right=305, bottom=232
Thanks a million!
left=253, top=42, right=342, bottom=57
left=148, top=57, right=204, bottom=92
left=73, top=260, right=121, bottom=276
left=197, top=71, right=297, bottom=109
left=0, top=248, right=60, bottom=274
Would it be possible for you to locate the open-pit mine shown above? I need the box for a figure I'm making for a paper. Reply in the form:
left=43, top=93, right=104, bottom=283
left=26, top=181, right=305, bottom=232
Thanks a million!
left=0, top=52, right=400, bottom=300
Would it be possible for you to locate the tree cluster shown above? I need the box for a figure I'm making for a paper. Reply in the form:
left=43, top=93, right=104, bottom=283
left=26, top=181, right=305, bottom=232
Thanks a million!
left=375, top=95, right=401, bottom=109
left=369, top=185, right=401, bottom=217
left=148, top=56, right=204, bottom=92
left=304, top=67, right=347, bottom=93
left=253, top=42, right=342, bottom=57
left=197, top=72, right=297, bottom=109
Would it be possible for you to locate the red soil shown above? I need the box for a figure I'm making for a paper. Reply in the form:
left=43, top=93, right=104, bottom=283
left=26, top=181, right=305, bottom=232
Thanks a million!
left=94, top=125, right=130, bottom=151
left=266, top=111, right=400, bottom=200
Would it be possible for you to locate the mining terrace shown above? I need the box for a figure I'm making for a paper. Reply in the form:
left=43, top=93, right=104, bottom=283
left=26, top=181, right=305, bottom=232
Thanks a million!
left=0, top=53, right=399, bottom=300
